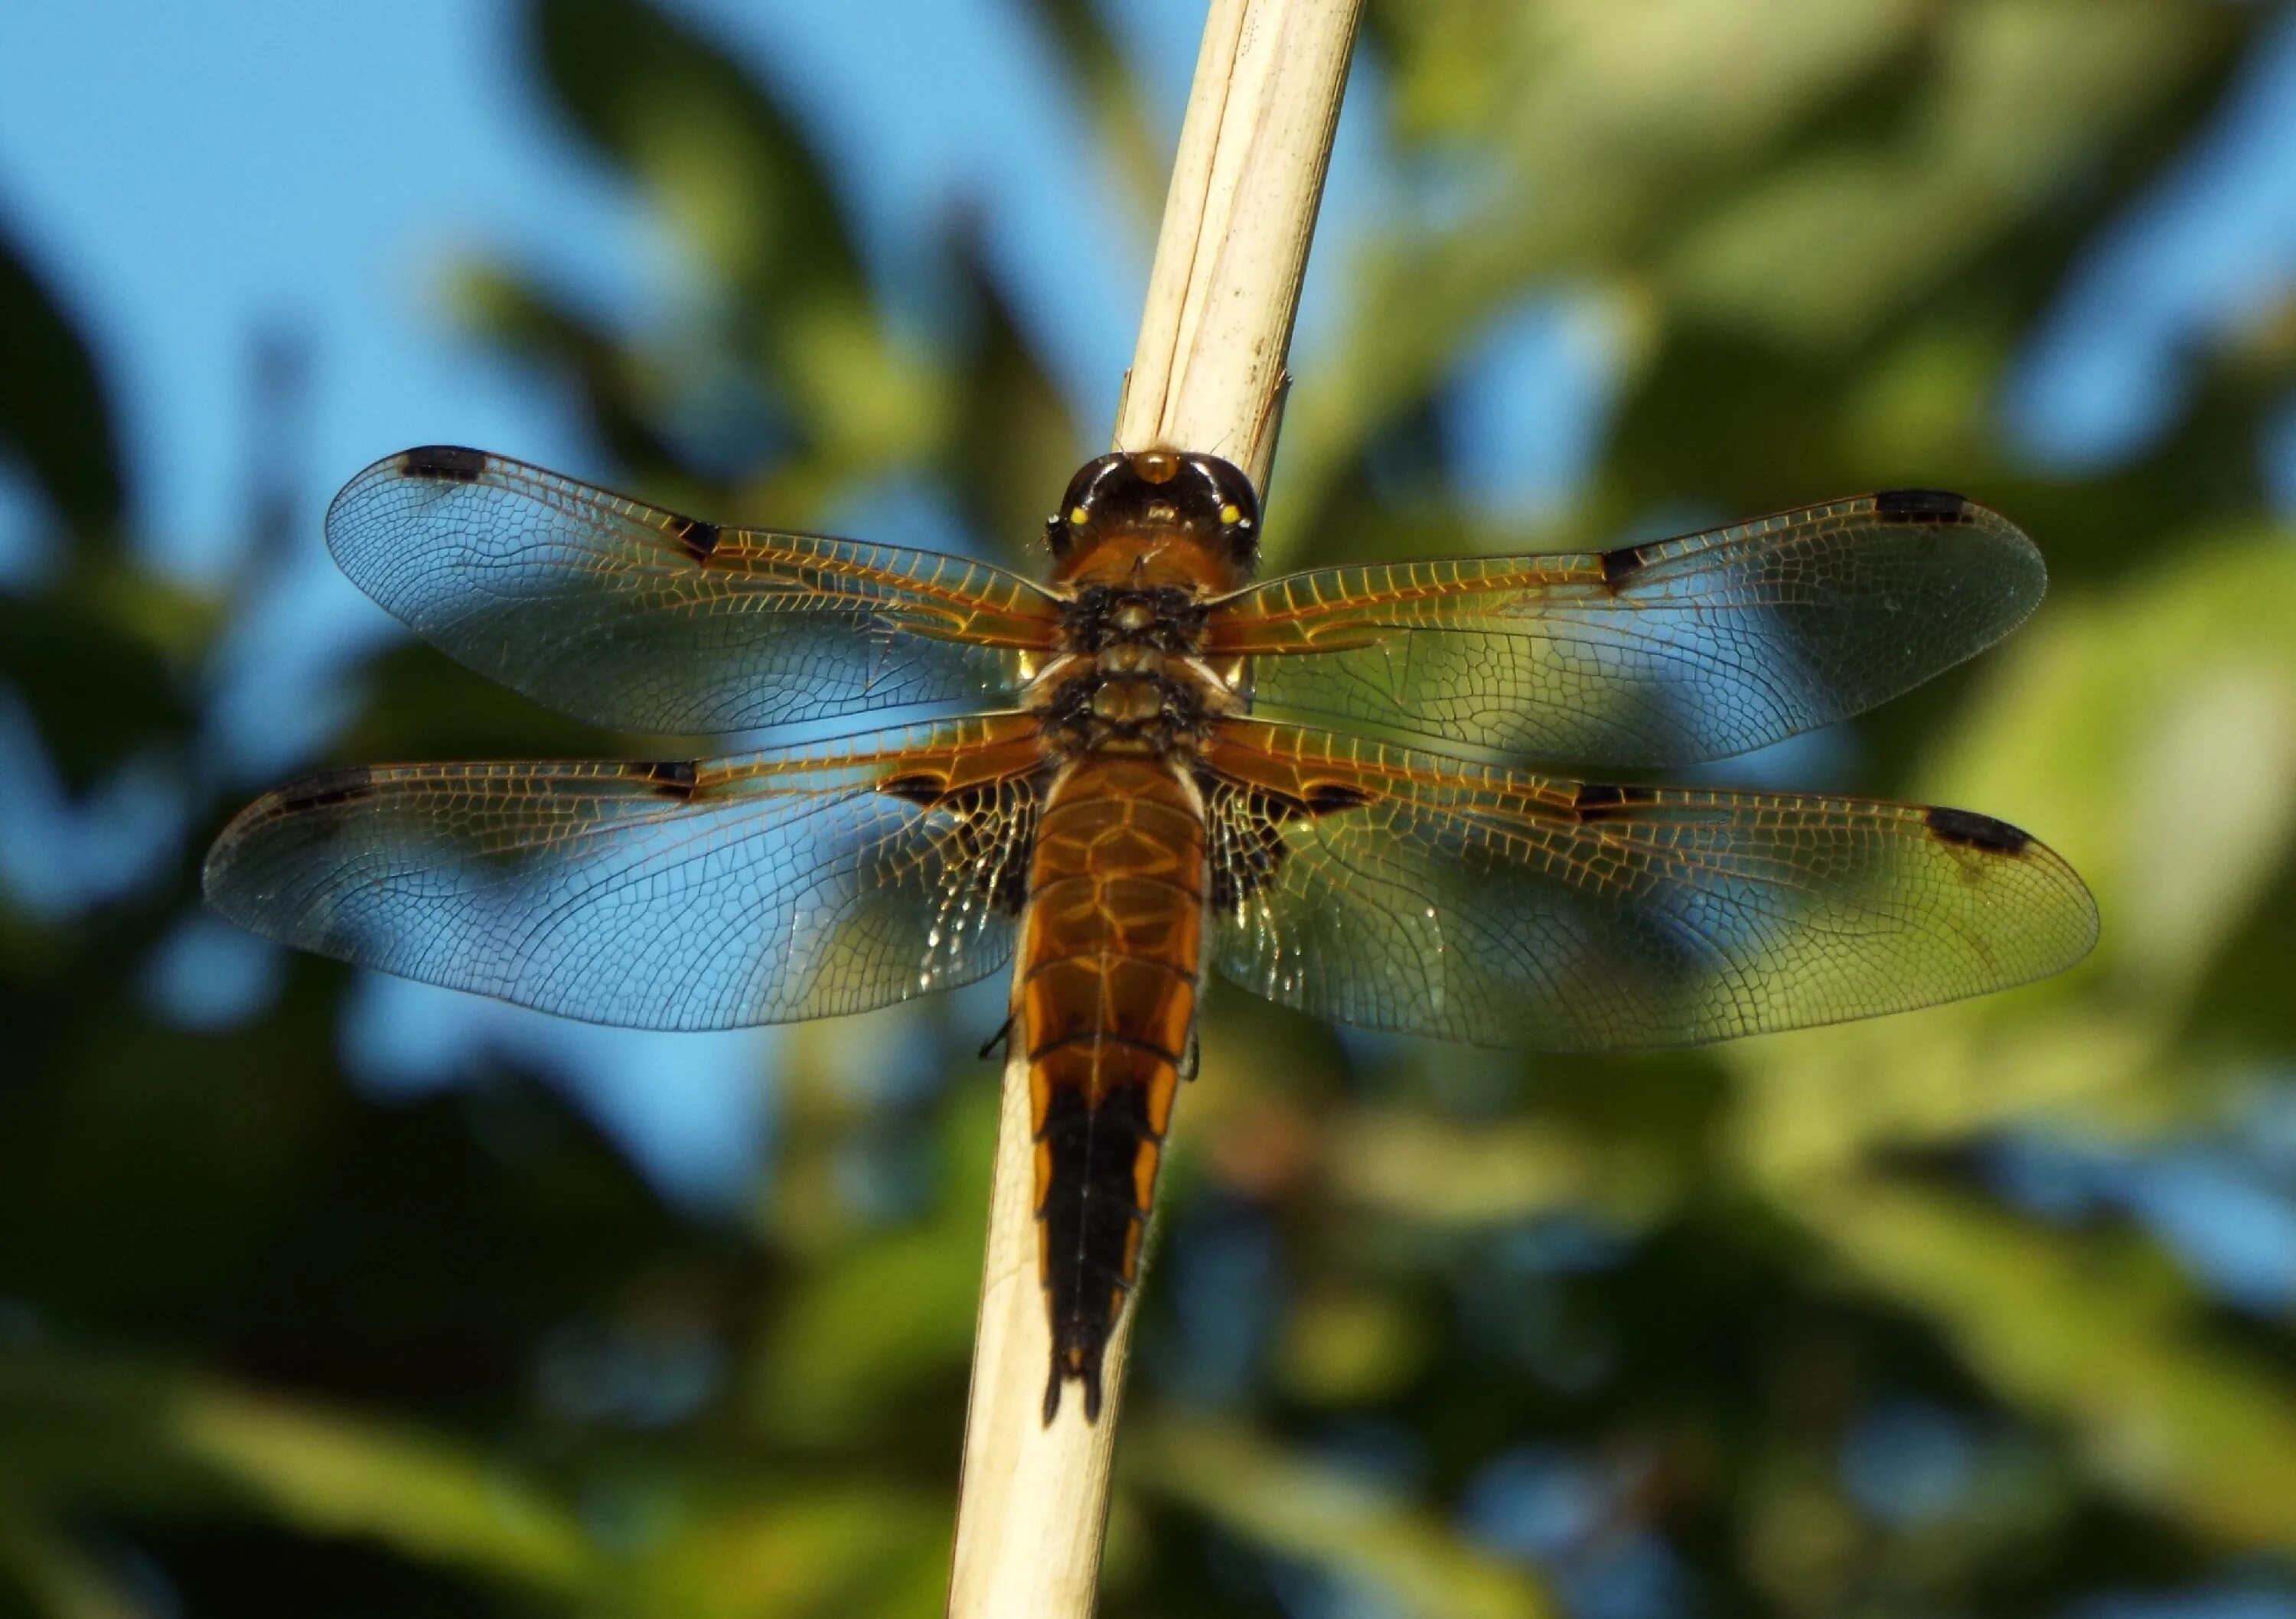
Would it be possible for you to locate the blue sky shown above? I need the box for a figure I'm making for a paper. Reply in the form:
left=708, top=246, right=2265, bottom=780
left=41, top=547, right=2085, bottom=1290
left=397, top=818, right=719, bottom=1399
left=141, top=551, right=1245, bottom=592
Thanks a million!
left=0, top=0, right=1396, bottom=568
left=7, top=0, right=2289, bottom=578
left=0, top=0, right=1204, bottom=1204
left=4, top=1, right=2295, bottom=1207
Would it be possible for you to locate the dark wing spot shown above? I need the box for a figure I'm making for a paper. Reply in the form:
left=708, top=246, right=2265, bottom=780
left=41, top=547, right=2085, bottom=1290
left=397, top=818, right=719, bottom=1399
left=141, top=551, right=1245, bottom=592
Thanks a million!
left=274, top=767, right=377, bottom=813
left=1203, top=778, right=1290, bottom=910
left=1874, top=488, right=1969, bottom=523
left=878, top=774, right=946, bottom=808
left=633, top=760, right=698, bottom=800
left=903, top=775, right=1041, bottom=917
left=1925, top=805, right=2030, bottom=854
left=672, top=516, right=721, bottom=563
left=1570, top=781, right=1657, bottom=820
left=1598, top=544, right=1649, bottom=587
left=1303, top=782, right=1375, bottom=815
left=396, top=445, right=489, bottom=483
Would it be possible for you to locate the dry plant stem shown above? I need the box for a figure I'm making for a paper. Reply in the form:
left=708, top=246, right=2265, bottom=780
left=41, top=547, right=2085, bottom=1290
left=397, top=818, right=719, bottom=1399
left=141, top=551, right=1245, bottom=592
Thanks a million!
left=945, top=2, right=1362, bottom=1615
left=1113, top=0, right=1362, bottom=488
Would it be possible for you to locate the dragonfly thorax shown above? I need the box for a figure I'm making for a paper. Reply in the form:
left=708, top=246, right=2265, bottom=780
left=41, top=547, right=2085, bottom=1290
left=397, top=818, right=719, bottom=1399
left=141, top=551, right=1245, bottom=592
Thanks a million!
left=1058, top=582, right=1209, bottom=654
left=1035, top=661, right=1222, bottom=758
left=1038, top=576, right=1234, bottom=758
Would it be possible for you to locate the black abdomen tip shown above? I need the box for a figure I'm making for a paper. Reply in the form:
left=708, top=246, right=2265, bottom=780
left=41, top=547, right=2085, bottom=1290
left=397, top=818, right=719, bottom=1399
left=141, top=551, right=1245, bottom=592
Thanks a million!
left=1874, top=487, right=1969, bottom=522
left=396, top=445, right=489, bottom=482
left=1926, top=805, right=2030, bottom=854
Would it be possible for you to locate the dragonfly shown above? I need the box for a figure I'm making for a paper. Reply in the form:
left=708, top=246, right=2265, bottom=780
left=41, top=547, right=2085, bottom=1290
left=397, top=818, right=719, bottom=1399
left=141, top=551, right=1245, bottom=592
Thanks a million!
left=205, top=444, right=2097, bottom=1422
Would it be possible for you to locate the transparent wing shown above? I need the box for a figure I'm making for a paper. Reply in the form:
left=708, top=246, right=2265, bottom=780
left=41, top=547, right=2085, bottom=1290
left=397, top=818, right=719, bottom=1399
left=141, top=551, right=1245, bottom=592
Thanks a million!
left=1201, top=719, right=2096, bottom=1051
left=327, top=447, right=1064, bottom=734
left=203, top=715, right=1048, bottom=1031
left=1209, top=490, right=2043, bottom=766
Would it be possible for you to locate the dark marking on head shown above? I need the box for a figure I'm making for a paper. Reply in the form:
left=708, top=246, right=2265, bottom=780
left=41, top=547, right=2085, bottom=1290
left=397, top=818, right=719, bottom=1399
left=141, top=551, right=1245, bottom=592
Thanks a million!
left=1050, top=449, right=1263, bottom=571
left=878, top=774, right=944, bottom=808
left=1874, top=488, right=1969, bottom=523
left=1598, top=544, right=1648, bottom=588
left=1925, top=805, right=2030, bottom=855
left=275, top=767, right=376, bottom=813
left=634, top=760, right=698, bottom=800
left=672, top=516, right=720, bottom=563
left=1572, top=781, right=1657, bottom=821
left=396, top=445, right=488, bottom=483
left=1304, top=782, right=1375, bottom=815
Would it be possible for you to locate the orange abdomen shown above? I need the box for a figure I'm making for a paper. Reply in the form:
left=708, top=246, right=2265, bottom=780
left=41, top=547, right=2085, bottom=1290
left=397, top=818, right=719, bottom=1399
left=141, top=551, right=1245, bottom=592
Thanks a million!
left=1017, top=753, right=1203, bottom=1421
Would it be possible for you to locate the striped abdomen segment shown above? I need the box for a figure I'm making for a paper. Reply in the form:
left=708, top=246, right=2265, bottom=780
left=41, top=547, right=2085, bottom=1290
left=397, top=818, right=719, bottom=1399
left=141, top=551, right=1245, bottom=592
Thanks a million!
left=1017, top=754, right=1203, bottom=1422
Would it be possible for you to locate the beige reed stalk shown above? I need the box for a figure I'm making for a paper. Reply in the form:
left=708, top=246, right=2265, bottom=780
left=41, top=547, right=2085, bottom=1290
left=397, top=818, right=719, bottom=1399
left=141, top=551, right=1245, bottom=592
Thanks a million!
left=944, top=2, right=1363, bottom=1614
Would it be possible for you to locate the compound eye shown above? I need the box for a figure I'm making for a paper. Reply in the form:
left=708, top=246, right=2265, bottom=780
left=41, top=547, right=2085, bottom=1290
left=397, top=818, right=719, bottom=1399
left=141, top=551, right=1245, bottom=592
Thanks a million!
left=1053, top=453, right=1128, bottom=536
left=1192, top=457, right=1261, bottom=562
left=1201, top=459, right=1258, bottom=520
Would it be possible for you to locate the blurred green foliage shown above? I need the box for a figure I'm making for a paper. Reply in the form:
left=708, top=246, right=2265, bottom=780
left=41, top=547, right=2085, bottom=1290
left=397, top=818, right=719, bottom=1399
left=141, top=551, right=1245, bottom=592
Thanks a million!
left=6, top=1, right=2296, bottom=1614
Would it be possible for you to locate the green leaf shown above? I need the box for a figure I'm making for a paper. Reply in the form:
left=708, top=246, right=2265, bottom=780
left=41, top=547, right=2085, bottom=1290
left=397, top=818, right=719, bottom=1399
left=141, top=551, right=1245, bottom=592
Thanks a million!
left=0, top=224, right=122, bottom=542
left=1127, top=1415, right=1558, bottom=1619
left=0, top=1351, right=598, bottom=1596
left=1806, top=1178, right=2296, bottom=1550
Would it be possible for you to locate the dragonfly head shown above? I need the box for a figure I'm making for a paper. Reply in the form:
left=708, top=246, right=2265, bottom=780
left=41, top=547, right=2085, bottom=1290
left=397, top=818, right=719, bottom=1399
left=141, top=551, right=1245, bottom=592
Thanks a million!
left=1044, top=449, right=1261, bottom=590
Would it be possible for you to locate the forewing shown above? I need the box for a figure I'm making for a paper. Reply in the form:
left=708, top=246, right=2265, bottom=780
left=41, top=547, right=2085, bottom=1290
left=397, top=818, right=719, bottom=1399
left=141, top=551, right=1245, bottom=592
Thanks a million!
left=1201, top=720, right=2095, bottom=1050
left=327, top=447, right=1062, bottom=734
left=203, top=715, right=1047, bottom=1030
left=1211, top=491, right=2043, bottom=766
